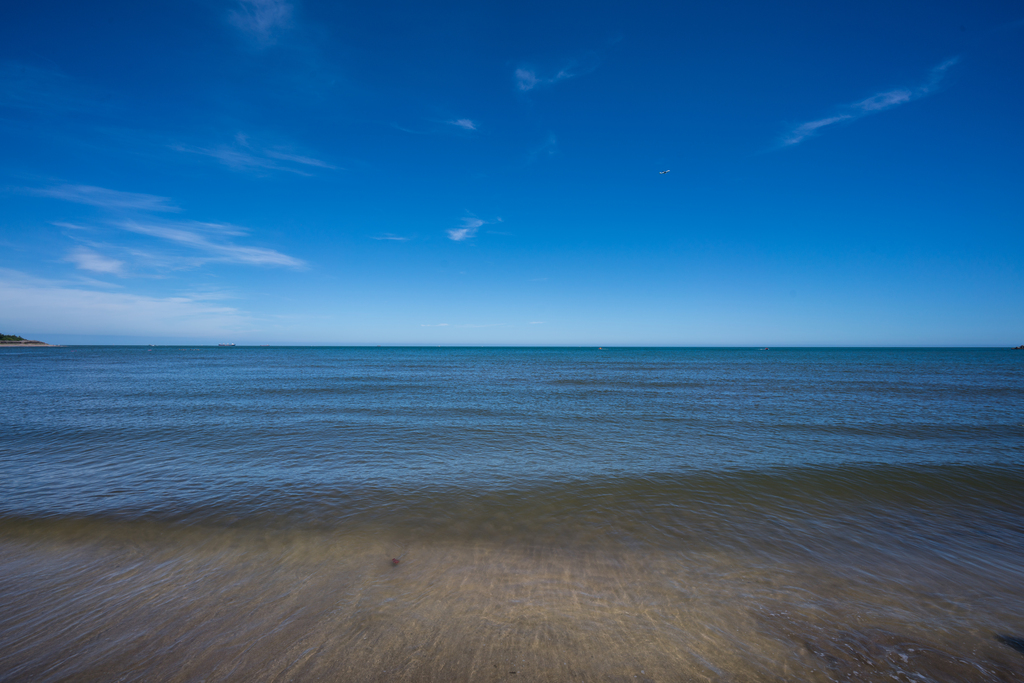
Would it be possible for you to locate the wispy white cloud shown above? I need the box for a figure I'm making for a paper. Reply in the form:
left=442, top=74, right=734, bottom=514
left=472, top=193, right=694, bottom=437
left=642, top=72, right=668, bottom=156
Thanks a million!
left=172, top=144, right=306, bottom=174
left=447, top=119, right=477, bottom=131
left=117, top=219, right=305, bottom=268
left=515, top=69, right=540, bottom=91
left=515, top=55, right=599, bottom=91
left=67, top=275, right=125, bottom=289
left=0, top=268, right=252, bottom=337
left=64, top=247, right=126, bottom=276
left=177, top=288, right=239, bottom=302
left=39, top=183, right=303, bottom=274
left=856, top=89, right=914, bottom=111
left=264, top=149, right=336, bottom=168
left=447, top=217, right=486, bottom=242
left=173, top=144, right=331, bottom=175
left=173, top=133, right=334, bottom=175
left=446, top=228, right=476, bottom=241
left=454, top=323, right=505, bottom=328
left=784, top=115, right=853, bottom=144
left=28, top=184, right=180, bottom=212
left=51, top=221, right=91, bottom=231
left=395, top=118, right=479, bottom=136
left=371, top=234, right=411, bottom=241
left=230, top=0, right=293, bottom=45
left=783, top=58, right=959, bottom=146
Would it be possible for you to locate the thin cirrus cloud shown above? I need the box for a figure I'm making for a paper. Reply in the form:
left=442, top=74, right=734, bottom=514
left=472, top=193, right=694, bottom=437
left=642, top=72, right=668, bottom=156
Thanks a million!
left=783, top=58, right=959, bottom=146
left=516, top=68, right=573, bottom=91
left=447, top=217, right=485, bottom=242
left=64, top=246, right=126, bottom=276
left=371, top=234, right=411, bottom=241
left=173, top=144, right=334, bottom=176
left=394, top=119, right=478, bottom=136
left=447, top=119, right=477, bottom=131
left=173, top=133, right=335, bottom=175
left=28, top=185, right=180, bottom=212
left=38, top=182, right=304, bottom=273
left=117, top=220, right=305, bottom=268
left=0, top=268, right=251, bottom=337
left=229, top=0, right=293, bottom=45
left=263, top=150, right=334, bottom=168
left=515, top=55, right=599, bottom=92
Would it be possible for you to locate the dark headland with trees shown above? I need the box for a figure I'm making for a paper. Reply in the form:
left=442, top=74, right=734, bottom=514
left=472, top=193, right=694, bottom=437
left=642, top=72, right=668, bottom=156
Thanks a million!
left=0, top=333, right=54, bottom=347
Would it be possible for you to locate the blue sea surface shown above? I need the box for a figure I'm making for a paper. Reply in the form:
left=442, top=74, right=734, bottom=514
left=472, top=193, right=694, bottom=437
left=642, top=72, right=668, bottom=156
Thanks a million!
left=2, top=346, right=1021, bottom=522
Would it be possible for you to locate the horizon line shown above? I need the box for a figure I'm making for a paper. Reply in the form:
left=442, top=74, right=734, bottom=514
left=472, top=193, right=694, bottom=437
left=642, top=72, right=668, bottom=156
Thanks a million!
left=11, top=344, right=1020, bottom=349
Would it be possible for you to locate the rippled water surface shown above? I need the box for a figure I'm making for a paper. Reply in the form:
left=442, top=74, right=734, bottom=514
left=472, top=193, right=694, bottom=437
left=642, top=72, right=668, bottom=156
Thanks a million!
left=1, top=346, right=1023, bottom=682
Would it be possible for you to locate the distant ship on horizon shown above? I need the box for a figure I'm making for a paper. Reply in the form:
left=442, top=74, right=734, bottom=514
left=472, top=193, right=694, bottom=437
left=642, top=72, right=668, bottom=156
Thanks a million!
left=218, top=343, right=236, bottom=347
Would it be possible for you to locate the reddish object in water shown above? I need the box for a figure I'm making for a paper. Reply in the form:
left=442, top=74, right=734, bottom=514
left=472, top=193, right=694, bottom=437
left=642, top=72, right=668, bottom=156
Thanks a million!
left=392, top=558, right=400, bottom=565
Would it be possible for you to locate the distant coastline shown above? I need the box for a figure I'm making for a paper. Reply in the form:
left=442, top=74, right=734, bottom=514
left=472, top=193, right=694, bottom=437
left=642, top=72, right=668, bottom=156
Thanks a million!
left=0, top=334, right=56, bottom=347
left=0, top=341, right=57, bottom=347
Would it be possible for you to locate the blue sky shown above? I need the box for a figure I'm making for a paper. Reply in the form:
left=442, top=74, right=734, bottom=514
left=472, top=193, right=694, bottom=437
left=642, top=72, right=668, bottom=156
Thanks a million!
left=1, top=0, right=1022, bottom=345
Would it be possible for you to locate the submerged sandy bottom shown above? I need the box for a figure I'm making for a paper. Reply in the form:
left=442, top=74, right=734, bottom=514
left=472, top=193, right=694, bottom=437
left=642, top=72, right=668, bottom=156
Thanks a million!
left=2, top=524, right=1023, bottom=683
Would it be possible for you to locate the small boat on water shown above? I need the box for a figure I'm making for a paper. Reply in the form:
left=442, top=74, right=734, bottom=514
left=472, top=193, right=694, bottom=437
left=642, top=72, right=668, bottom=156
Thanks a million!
left=218, top=343, right=236, bottom=347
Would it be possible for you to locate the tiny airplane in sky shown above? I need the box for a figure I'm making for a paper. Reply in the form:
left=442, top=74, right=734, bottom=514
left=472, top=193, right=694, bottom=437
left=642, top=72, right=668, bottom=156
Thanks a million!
left=659, top=170, right=670, bottom=174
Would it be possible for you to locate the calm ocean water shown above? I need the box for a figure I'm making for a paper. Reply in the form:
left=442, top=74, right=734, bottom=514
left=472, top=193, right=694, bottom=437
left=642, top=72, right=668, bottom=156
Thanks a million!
left=1, top=346, right=1023, bottom=682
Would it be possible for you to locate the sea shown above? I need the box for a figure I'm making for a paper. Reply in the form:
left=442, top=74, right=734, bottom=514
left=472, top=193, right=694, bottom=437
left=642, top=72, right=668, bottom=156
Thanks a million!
left=1, top=346, right=1022, bottom=682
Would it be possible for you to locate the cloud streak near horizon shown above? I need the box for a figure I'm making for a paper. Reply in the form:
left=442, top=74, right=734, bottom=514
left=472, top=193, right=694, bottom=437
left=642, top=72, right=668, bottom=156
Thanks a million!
left=117, top=219, right=305, bottom=268
left=64, top=246, right=126, bottom=276
left=32, top=181, right=305, bottom=273
left=0, top=268, right=251, bottom=337
left=783, top=58, right=959, bottom=146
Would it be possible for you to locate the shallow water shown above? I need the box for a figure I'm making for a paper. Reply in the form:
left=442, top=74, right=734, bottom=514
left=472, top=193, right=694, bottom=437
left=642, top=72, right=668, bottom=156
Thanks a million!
left=1, top=347, right=1023, bottom=681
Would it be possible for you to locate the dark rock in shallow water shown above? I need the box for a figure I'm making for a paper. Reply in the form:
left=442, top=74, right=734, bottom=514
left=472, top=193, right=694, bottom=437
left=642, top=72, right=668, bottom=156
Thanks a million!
left=997, top=635, right=1024, bottom=655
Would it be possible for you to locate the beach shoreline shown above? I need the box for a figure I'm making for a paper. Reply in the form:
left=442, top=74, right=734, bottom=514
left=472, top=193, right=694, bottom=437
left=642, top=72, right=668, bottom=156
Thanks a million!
left=0, top=342, right=58, bottom=347
left=2, top=518, right=1023, bottom=683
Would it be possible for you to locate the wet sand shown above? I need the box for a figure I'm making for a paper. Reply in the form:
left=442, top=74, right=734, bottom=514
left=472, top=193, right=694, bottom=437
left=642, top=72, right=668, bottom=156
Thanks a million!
left=2, top=523, right=1023, bottom=682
